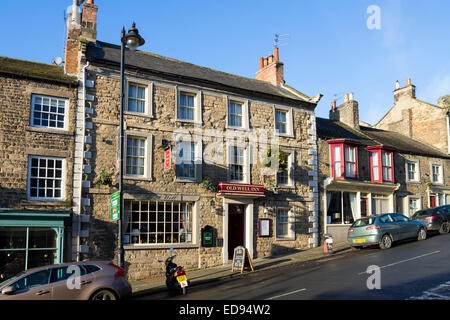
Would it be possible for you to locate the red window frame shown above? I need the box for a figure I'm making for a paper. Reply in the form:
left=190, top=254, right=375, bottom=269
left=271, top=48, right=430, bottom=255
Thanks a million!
left=327, top=140, right=359, bottom=179
left=366, top=146, right=395, bottom=183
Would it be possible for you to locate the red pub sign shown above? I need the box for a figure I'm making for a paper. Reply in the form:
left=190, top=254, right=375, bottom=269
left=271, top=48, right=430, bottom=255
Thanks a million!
left=216, top=183, right=265, bottom=197
left=164, top=148, right=171, bottom=171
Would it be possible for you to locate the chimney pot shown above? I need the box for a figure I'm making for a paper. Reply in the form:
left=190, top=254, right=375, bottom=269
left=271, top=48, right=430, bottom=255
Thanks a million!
left=331, top=100, right=336, bottom=109
left=349, top=92, right=354, bottom=101
left=259, top=57, right=264, bottom=70
left=344, top=93, right=349, bottom=103
left=264, top=57, right=268, bottom=67
left=274, top=47, right=279, bottom=61
left=407, top=78, right=412, bottom=85
left=395, top=80, right=400, bottom=89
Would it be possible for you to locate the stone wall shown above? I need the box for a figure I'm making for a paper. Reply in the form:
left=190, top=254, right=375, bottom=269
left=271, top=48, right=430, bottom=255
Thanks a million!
left=376, top=89, right=448, bottom=154
left=0, top=74, right=77, bottom=210
left=82, top=65, right=318, bottom=279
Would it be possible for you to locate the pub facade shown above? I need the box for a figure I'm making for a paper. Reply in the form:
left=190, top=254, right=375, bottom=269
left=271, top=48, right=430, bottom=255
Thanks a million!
left=65, top=1, right=322, bottom=279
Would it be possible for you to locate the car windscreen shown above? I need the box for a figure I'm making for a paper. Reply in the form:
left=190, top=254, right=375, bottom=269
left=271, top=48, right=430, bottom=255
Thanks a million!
left=351, top=218, right=375, bottom=227
left=0, top=271, right=25, bottom=288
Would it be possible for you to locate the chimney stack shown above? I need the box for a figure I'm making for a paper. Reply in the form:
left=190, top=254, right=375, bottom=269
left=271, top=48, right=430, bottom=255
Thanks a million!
left=329, top=92, right=360, bottom=130
left=393, top=78, right=416, bottom=103
left=64, top=0, right=98, bottom=75
left=255, top=47, right=284, bottom=86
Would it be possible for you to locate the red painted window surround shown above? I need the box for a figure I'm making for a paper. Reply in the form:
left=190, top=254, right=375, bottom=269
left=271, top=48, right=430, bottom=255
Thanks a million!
left=366, top=146, right=395, bottom=183
left=327, top=140, right=360, bottom=180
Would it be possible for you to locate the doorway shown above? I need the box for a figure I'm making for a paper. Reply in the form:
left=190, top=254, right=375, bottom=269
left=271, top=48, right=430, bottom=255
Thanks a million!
left=227, top=204, right=245, bottom=260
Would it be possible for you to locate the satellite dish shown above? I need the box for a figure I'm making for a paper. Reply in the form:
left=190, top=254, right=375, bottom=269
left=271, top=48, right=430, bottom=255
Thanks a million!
left=52, top=57, right=63, bottom=66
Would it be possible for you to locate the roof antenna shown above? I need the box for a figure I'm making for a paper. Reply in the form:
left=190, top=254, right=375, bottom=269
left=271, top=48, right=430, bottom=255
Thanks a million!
left=274, top=34, right=290, bottom=48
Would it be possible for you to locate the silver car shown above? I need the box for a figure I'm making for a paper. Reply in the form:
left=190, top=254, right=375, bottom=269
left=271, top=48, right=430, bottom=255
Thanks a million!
left=0, top=261, right=131, bottom=300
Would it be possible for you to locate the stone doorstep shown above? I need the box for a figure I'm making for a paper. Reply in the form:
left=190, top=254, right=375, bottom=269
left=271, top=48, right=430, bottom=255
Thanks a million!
left=130, top=241, right=351, bottom=297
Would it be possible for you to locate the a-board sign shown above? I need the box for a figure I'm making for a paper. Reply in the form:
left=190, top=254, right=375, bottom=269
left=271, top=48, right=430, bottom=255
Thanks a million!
left=231, top=246, right=254, bottom=273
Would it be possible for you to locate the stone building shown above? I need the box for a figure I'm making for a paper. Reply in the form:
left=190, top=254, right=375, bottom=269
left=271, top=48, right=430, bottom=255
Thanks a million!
left=0, top=56, right=78, bottom=278
left=375, top=78, right=450, bottom=154
left=317, top=93, right=450, bottom=242
left=65, top=1, right=322, bottom=279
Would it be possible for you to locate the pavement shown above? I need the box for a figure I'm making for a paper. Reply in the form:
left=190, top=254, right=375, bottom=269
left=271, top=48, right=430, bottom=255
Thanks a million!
left=129, top=241, right=352, bottom=298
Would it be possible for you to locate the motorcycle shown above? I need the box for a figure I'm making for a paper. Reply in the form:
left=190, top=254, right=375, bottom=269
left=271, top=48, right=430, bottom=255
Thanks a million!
left=159, top=249, right=189, bottom=295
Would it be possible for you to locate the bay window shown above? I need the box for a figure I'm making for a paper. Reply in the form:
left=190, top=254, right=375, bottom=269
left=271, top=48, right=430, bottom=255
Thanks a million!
left=327, top=140, right=359, bottom=179
left=367, top=146, right=395, bottom=183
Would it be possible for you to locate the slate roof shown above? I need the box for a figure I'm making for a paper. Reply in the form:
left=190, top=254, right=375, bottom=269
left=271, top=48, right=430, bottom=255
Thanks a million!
left=0, top=56, right=77, bottom=85
left=317, top=117, right=450, bottom=159
left=85, top=41, right=315, bottom=106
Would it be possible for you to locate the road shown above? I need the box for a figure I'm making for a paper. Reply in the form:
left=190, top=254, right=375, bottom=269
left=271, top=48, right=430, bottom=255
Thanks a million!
left=134, top=232, right=450, bottom=300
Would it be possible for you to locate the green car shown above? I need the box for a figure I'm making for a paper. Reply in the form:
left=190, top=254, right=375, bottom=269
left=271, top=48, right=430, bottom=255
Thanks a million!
left=347, top=213, right=427, bottom=249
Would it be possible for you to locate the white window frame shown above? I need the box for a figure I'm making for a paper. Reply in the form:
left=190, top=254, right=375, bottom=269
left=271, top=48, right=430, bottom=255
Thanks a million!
left=276, top=207, right=295, bottom=240
left=125, top=78, right=153, bottom=117
left=176, top=87, right=202, bottom=124
left=273, top=105, right=294, bottom=138
left=430, top=162, right=444, bottom=185
left=276, top=150, right=295, bottom=187
left=30, top=94, right=69, bottom=130
left=226, top=96, right=249, bottom=131
left=174, top=139, right=203, bottom=182
left=227, top=142, right=250, bottom=183
left=124, top=131, right=153, bottom=181
left=27, top=155, right=66, bottom=201
left=123, top=200, right=198, bottom=248
left=405, top=159, right=420, bottom=182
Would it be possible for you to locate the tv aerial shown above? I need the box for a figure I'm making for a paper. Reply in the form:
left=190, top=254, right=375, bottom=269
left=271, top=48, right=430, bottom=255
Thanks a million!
left=274, top=33, right=290, bottom=48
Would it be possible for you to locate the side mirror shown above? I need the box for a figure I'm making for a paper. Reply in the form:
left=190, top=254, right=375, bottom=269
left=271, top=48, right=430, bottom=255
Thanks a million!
left=1, top=286, right=15, bottom=295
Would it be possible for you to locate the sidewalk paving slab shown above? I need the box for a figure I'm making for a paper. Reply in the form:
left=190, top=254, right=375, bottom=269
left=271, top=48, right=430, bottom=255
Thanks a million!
left=129, top=241, right=352, bottom=298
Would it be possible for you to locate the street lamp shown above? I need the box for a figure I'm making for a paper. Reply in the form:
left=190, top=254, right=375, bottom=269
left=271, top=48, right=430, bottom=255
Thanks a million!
left=118, top=22, right=145, bottom=268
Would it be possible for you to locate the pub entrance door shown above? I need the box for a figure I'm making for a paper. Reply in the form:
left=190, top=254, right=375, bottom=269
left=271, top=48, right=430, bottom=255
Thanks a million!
left=228, top=204, right=245, bottom=260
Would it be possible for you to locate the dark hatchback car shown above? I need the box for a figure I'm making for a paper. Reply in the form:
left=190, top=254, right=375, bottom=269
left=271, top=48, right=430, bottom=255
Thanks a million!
left=412, top=204, right=450, bottom=234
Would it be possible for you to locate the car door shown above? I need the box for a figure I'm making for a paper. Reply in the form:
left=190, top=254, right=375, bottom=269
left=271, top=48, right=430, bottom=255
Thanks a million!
left=50, top=265, right=95, bottom=300
left=393, top=214, right=416, bottom=239
left=379, top=214, right=399, bottom=240
left=2, top=269, right=52, bottom=300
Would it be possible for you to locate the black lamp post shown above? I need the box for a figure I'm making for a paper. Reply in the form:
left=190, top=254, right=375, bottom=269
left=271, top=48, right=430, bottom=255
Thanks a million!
left=118, top=22, right=145, bottom=268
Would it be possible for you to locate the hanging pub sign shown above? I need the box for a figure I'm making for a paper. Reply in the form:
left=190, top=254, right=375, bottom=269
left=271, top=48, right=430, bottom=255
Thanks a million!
left=164, top=148, right=171, bottom=171
left=232, top=246, right=254, bottom=273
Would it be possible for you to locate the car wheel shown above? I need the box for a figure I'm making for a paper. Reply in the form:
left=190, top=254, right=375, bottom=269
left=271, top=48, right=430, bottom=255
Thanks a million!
left=379, top=234, right=392, bottom=249
left=439, top=222, right=450, bottom=234
left=417, top=228, right=427, bottom=241
left=90, top=289, right=117, bottom=300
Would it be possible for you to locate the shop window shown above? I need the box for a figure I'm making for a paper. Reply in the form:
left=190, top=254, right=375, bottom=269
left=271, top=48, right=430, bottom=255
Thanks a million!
left=123, top=200, right=193, bottom=245
left=372, top=194, right=390, bottom=214
left=0, top=227, right=59, bottom=279
left=326, top=191, right=357, bottom=225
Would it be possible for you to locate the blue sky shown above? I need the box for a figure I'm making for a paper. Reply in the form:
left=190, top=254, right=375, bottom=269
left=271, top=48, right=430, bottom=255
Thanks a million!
left=1, top=0, right=449, bottom=124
